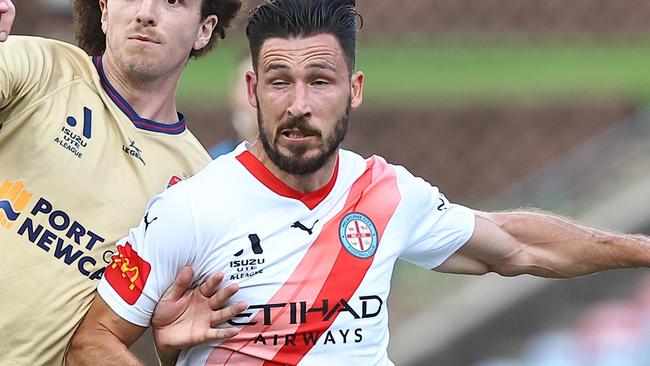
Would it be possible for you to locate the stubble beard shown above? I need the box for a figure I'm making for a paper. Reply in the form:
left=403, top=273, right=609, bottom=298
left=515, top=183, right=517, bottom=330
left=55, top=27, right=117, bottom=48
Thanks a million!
left=258, top=98, right=351, bottom=176
left=106, top=39, right=170, bottom=85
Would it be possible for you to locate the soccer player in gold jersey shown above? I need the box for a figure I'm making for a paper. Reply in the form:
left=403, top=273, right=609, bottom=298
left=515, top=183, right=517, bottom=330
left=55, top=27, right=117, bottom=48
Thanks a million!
left=0, top=0, right=245, bottom=364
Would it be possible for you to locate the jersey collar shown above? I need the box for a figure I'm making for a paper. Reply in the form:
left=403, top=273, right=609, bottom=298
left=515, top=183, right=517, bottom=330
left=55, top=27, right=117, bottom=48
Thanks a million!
left=236, top=149, right=339, bottom=210
left=92, top=55, right=186, bottom=135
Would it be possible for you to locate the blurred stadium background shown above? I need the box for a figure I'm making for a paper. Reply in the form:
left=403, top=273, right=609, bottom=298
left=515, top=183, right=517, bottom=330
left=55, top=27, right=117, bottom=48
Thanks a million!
left=17, top=0, right=650, bottom=364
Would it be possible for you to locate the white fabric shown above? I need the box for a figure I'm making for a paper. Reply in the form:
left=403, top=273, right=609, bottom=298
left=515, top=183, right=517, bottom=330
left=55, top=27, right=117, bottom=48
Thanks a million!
left=98, top=143, right=475, bottom=365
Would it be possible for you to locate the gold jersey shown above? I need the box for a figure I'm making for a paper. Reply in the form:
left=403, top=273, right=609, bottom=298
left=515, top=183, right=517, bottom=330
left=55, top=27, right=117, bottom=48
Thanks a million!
left=0, top=36, right=211, bottom=365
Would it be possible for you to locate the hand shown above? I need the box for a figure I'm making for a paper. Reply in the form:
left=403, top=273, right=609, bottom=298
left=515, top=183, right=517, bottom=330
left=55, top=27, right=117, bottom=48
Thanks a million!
left=151, top=266, right=247, bottom=353
left=0, top=0, right=15, bottom=42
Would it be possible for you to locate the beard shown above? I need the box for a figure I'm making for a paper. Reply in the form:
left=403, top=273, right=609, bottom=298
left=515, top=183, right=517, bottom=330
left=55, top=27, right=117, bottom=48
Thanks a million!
left=258, top=98, right=351, bottom=176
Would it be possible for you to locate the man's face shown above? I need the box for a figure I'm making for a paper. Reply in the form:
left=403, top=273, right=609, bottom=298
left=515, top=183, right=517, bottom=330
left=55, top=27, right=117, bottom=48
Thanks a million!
left=100, top=0, right=216, bottom=80
left=247, top=34, right=364, bottom=176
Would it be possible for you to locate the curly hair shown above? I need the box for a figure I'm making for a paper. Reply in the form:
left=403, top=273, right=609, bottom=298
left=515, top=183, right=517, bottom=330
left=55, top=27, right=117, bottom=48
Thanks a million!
left=73, top=0, right=242, bottom=58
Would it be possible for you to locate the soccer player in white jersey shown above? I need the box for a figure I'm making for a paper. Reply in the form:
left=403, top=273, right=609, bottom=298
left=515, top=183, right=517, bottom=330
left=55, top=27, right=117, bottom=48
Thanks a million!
left=69, top=0, right=650, bottom=365
left=0, top=0, right=246, bottom=365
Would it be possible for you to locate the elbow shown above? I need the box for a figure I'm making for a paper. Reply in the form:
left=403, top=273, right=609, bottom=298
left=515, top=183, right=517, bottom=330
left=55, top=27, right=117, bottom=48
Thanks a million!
left=488, top=262, right=527, bottom=277
left=488, top=249, right=573, bottom=279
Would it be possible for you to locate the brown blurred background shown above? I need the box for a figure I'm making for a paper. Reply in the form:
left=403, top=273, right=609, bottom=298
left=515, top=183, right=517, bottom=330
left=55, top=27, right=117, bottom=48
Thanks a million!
left=12, top=1, right=650, bottom=365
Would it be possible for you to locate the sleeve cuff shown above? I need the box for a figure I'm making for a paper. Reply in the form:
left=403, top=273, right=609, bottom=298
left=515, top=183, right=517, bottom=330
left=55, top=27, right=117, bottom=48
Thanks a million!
left=96, top=279, right=154, bottom=328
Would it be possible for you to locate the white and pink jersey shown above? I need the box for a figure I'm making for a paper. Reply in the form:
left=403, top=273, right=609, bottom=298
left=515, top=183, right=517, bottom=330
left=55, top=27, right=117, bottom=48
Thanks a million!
left=97, top=143, right=475, bottom=365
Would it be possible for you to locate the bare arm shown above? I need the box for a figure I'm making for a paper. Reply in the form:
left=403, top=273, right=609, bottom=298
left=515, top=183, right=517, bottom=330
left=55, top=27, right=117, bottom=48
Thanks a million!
left=436, top=210, right=650, bottom=278
left=66, top=268, right=246, bottom=366
left=66, top=294, right=145, bottom=366
left=0, top=0, right=14, bottom=42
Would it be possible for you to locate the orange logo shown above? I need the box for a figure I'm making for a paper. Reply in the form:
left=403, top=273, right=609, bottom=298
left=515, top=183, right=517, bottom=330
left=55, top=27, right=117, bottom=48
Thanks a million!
left=0, top=179, right=32, bottom=229
left=105, top=243, right=151, bottom=305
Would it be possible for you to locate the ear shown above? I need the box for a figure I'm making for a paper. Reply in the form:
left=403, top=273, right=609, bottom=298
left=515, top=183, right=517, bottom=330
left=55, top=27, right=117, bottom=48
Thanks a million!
left=245, top=71, right=258, bottom=109
left=99, top=0, right=108, bottom=34
left=194, top=15, right=218, bottom=51
left=350, top=71, right=364, bottom=110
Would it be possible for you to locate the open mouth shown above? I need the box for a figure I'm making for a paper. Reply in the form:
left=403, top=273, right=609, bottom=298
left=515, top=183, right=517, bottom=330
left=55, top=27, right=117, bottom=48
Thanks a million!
left=281, top=128, right=316, bottom=139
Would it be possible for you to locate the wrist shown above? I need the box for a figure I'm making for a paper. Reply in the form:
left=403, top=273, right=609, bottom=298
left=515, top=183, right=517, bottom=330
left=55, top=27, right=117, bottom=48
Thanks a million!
left=156, top=346, right=180, bottom=366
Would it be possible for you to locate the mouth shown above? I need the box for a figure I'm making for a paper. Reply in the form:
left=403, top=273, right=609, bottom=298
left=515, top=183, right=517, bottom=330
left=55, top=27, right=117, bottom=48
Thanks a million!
left=129, top=35, right=160, bottom=44
left=280, top=128, right=318, bottom=141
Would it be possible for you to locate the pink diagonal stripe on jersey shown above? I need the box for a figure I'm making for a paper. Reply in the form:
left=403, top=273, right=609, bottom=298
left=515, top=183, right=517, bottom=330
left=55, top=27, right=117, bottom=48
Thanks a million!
left=205, top=159, right=374, bottom=365
left=265, top=156, right=399, bottom=365
left=204, top=156, right=400, bottom=366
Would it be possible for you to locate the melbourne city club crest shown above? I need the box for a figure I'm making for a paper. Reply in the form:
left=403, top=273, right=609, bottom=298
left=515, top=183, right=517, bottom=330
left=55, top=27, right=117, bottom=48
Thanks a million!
left=339, top=212, right=378, bottom=259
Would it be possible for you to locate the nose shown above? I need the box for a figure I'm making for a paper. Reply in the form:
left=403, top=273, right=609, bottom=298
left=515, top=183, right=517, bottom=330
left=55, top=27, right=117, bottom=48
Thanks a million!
left=287, top=82, right=311, bottom=119
left=135, top=0, right=158, bottom=26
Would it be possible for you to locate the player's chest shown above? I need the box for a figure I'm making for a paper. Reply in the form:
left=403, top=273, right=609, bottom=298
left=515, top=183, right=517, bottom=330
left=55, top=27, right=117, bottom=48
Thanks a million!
left=4, top=92, right=138, bottom=167
left=0, top=92, right=198, bottom=260
left=197, top=207, right=396, bottom=351
left=202, top=194, right=400, bottom=311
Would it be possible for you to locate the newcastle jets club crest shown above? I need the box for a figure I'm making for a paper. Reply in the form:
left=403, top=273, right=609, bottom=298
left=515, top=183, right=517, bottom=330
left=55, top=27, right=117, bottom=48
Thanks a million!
left=339, top=212, right=378, bottom=259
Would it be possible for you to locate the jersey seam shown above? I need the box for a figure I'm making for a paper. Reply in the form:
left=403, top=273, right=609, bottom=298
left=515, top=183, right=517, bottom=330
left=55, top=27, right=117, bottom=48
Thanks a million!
left=179, top=183, right=200, bottom=264
left=2, top=78, right=87, bottom=128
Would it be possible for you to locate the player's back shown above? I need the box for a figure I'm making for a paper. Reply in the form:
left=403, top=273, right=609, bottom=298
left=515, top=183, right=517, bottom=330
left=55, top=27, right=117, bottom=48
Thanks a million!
left=0, top=36, right=211, bottom=365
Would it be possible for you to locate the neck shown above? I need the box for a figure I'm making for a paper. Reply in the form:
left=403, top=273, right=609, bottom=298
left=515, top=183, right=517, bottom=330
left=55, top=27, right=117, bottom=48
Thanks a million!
left=101, top=53, right=183, bottom=123
left=249, top=141, right=338, bottom=194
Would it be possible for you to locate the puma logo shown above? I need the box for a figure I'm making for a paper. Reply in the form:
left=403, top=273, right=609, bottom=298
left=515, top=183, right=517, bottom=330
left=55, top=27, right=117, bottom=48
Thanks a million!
left=291, top=220, right=319, bottom=235
left=144, top=213, right=158, bottom=233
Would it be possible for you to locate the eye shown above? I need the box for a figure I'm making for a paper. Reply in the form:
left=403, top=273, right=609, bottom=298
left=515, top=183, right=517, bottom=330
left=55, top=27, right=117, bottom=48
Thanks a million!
left=312, top=80, right=329, bottom=86
left=271, top=80, right=289, bottom=87
left=166, top=0, right=181, bottom=5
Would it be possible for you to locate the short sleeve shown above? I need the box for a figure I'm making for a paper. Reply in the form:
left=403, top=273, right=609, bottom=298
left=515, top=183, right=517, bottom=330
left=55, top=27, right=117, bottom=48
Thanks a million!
left=397, top=167, right=476, bottom=269
left=96, top=184, right=197, bottom=327
left=0, top=36, right=46, bottom=111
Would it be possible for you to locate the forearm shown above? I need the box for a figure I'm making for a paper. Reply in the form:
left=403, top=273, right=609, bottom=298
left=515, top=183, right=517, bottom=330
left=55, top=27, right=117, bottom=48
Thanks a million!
left=157, top=349, right=180, bottom=366
left=491, top=210, right=650, bottom=277
left=66, top=329, right=143, bottom=366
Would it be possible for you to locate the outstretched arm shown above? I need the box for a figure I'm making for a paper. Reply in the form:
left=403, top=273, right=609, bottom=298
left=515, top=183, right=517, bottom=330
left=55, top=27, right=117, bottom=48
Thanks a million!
left=0, top=0, right=14, bottom=42
left=436, top=210, right=650, bottom=278
left=66, top=268, right=246, bottom=366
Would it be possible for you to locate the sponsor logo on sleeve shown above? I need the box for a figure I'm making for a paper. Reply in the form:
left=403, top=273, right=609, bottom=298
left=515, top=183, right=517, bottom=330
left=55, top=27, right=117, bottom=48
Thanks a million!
left=105, top=242, right=151, bottom=305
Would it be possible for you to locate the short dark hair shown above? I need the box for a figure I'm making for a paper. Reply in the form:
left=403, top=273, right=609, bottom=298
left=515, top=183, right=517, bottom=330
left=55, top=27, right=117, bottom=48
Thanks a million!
left=246, top=0, right=362, bottom=74
left=73, top=0, right=242, bottom=58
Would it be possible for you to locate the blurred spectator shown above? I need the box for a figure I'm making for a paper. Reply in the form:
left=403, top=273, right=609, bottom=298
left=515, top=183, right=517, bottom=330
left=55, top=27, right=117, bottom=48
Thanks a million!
left=521, top=331, right=580, bottom=366
left=576, top=300, right=645, bottom=365
left=209, top=56, right=257, bottom=158
left=41, top=0, right=70, bottom=13
left=474, top=274, right=650, bottom=366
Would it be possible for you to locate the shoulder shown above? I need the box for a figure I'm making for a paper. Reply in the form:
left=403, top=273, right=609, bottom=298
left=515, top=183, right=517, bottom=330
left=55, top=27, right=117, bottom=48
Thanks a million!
left=176, top=147, right=249, bottom=211
left=338, top=148, right=374, bottom=177
left=1, top=36, right=98, bottom=91
left=146, top=181, right=194, bottom=219
left=354, top=152, right=428, bottom=190
left=367, top=155, right=445, bottom=210
left=2, top=36, right=90, bottom=67
left=188, top=147, right=246, bottom=186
